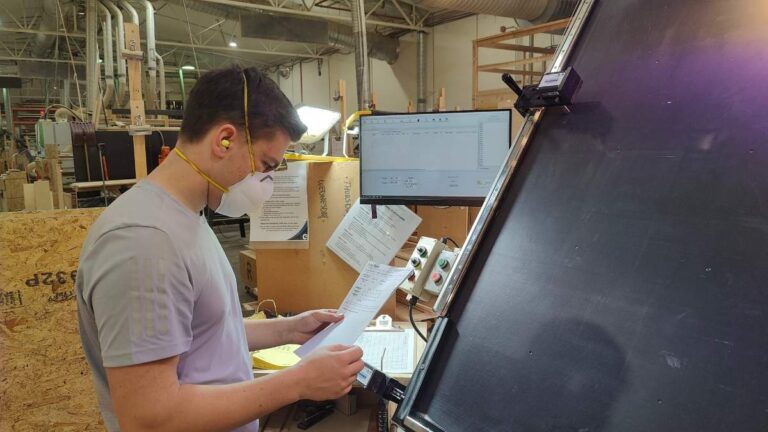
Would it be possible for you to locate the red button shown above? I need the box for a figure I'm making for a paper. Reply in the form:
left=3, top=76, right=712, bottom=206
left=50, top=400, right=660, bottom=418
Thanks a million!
left=431, top=272, right=443, bottom=284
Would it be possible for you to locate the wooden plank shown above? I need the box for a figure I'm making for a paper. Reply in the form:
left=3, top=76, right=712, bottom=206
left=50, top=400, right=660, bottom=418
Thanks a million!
left=480, top=43, right=557, bottom=54
left=472, top=40, right=478, bottom=109
left=129, top=99, right=146, bottom=130
left=478, top=54, right=554, bottom=72
left=415, top=206, right=471, bottom=246
left=50, top=161, right=65, bottom=210
left=0, top=209, right=104, bottom=430
left=123, top=23, right=143, bottom=101
left=124, top=22, right=148, bottom=179
left=475, top=18, right=570, bottom=44
left=133, top=135, right=148, bottom=178
left=338, top=80, right=347, bottom=128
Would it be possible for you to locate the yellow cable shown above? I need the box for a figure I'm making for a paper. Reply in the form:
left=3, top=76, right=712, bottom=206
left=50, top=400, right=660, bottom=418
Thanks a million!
left=173, top=147, right=228, bottom=193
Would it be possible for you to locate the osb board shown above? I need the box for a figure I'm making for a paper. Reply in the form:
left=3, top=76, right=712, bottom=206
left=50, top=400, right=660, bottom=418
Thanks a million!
left=255, top=162, right=395, bottom=315
left=0, top=209, right=104, bottom=431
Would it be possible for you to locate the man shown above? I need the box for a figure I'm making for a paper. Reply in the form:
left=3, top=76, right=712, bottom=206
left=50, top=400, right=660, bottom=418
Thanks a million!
left=76, top=65, right=364, bottom=431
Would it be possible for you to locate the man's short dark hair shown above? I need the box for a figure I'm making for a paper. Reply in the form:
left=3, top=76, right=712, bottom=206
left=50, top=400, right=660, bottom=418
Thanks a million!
left=180, top=65, right=307, bottom=143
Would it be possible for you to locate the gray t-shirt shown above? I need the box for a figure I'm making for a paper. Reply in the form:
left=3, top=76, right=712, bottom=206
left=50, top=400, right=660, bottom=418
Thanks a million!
left=76, top=180, right=257, bottom=431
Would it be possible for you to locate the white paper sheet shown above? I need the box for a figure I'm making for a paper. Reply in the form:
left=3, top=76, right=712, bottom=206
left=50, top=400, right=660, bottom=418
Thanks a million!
left=294, top=263, right=413, bottom=357
left=326, top=199, right=422, bottom=273
left=355, top=329, right=416, bottom=374
left=249, top=162, right=309, bottom=243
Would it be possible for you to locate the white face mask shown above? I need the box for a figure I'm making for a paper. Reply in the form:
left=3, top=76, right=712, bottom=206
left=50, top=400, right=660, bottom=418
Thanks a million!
left=214, top=172, right=274, bottom=217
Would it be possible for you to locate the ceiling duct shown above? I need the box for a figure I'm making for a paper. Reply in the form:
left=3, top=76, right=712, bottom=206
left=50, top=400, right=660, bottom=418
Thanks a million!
left=18, top=62, right=86, bottom=80
left=410, top=0, right=577, bottom=23
left=33, top=0, right=74, bottom=57
left=241, top=13, right=400, bottom=64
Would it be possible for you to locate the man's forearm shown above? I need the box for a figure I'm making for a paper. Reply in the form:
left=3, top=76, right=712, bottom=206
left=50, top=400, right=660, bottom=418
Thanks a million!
left=243, top=317, right=295, bottom=351
left=117, top=366, right=303, bottom=432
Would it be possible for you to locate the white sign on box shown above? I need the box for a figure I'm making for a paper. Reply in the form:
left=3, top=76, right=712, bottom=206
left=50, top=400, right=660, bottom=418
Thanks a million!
left=249, top=162, right=309, bottom=245
left=326, top=199, right=422, bottom=273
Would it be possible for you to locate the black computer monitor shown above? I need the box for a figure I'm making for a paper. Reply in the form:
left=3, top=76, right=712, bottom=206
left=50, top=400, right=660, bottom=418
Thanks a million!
left=359, top=110, right=512, bottom=206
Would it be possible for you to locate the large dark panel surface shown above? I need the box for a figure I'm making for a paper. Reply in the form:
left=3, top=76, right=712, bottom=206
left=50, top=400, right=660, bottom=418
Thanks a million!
left=74, top=130, right=177, bottom=181
left=404, top=0, right=768, bottom=430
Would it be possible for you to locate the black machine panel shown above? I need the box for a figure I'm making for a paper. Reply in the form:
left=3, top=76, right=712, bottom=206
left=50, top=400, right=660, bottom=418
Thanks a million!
left=399, top=0, right=768, bottom=430
left=73, top=130, right=177, bottom=181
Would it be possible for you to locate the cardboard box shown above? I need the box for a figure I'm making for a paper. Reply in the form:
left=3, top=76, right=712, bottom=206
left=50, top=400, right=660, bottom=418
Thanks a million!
left=3, top=180, right=26, bottom=199
left=414, top=206, right=473, bottom=246
left=254, top=161, right=396, bottom=315
left=239, top=249, right=258, bottom=294
left=5, top=197, right=24, bottom=211
left=23, top=183, right=35, bottom=210
left=34, top=180, right=54, bottom=211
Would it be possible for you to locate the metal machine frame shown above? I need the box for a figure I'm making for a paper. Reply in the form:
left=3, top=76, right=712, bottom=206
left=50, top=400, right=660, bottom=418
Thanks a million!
left=394, top=1, right=597, bottom=430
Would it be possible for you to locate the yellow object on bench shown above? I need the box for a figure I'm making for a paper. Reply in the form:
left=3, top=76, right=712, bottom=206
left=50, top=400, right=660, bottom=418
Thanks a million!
left=251, top=344, right=301, bottom=370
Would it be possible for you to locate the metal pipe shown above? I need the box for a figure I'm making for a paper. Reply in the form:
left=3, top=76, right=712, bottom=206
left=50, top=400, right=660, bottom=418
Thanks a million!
left=410, top=0, right=577, bottom=23
left=100, top=1, right=127, bottom=107
left=2, top=88, right=12, bottom=137
left=32, top=0, right=61, bottom=58
left=0, top=56, right=86, bottom=64
left=193, top=0, right=429, bottom=32
left=178, top=68, right=186, bottom=106
left=416, top=31, right=427, bottom=112
left=62, top=79, right=71, bottom=107
left=155, top=52, right=166, bottom=109
left=350, top=0, right=370, bottom=110
left=98, top=2, right=115, bottom=108
left=118, top=0, right=139, bottom=24
left=86, top=0, right=98, bottom=122
left=140, top=0, right=157, bottom=110
left=0, top=27, right=322, bottom=59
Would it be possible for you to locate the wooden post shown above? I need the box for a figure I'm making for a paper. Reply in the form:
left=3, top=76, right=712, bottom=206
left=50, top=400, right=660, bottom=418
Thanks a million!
left=472, top=40, right=479, bottom=109
left=337, top=80, right=347, bottom=125
left=123, top=23, right=148, bottom=179
left=437, top=88, right=446, bottom=111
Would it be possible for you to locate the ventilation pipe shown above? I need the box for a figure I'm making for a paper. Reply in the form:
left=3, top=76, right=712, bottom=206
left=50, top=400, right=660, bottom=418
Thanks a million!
left=416, top=32, right=427, bottom=112
left=240, top=14, right=400, bottom=64
left=155, top=52, right=166, bottom=109
left=32, top=0, right=69, bottom=58
left=101, top=1, right=128, bottom=107
left=350, top=0, right=370, bottom=110
left=62, top=79, right=71, bottom=107
left=98, top=2, right=115, bottom=108
left=86, top=0, right=99, bottom=122
left=410, top=0, right=577, bottom=23
left=118, top=0, right=139, bottom=24
left=139, top=0, right=158, bottom=110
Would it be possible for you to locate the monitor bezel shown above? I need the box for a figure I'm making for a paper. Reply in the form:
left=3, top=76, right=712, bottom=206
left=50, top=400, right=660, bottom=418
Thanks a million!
left=358, top=109, right=513, bottom=207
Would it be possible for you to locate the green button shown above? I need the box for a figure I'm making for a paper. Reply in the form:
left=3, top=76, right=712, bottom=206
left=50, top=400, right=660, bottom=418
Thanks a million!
left=438, top=258, right=449, bottom=269
left=417, top=246, right=428, bottom=257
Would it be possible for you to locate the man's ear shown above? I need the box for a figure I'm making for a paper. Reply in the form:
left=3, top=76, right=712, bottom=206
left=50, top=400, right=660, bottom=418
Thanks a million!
left=211, top=123, right=238, bottom=159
